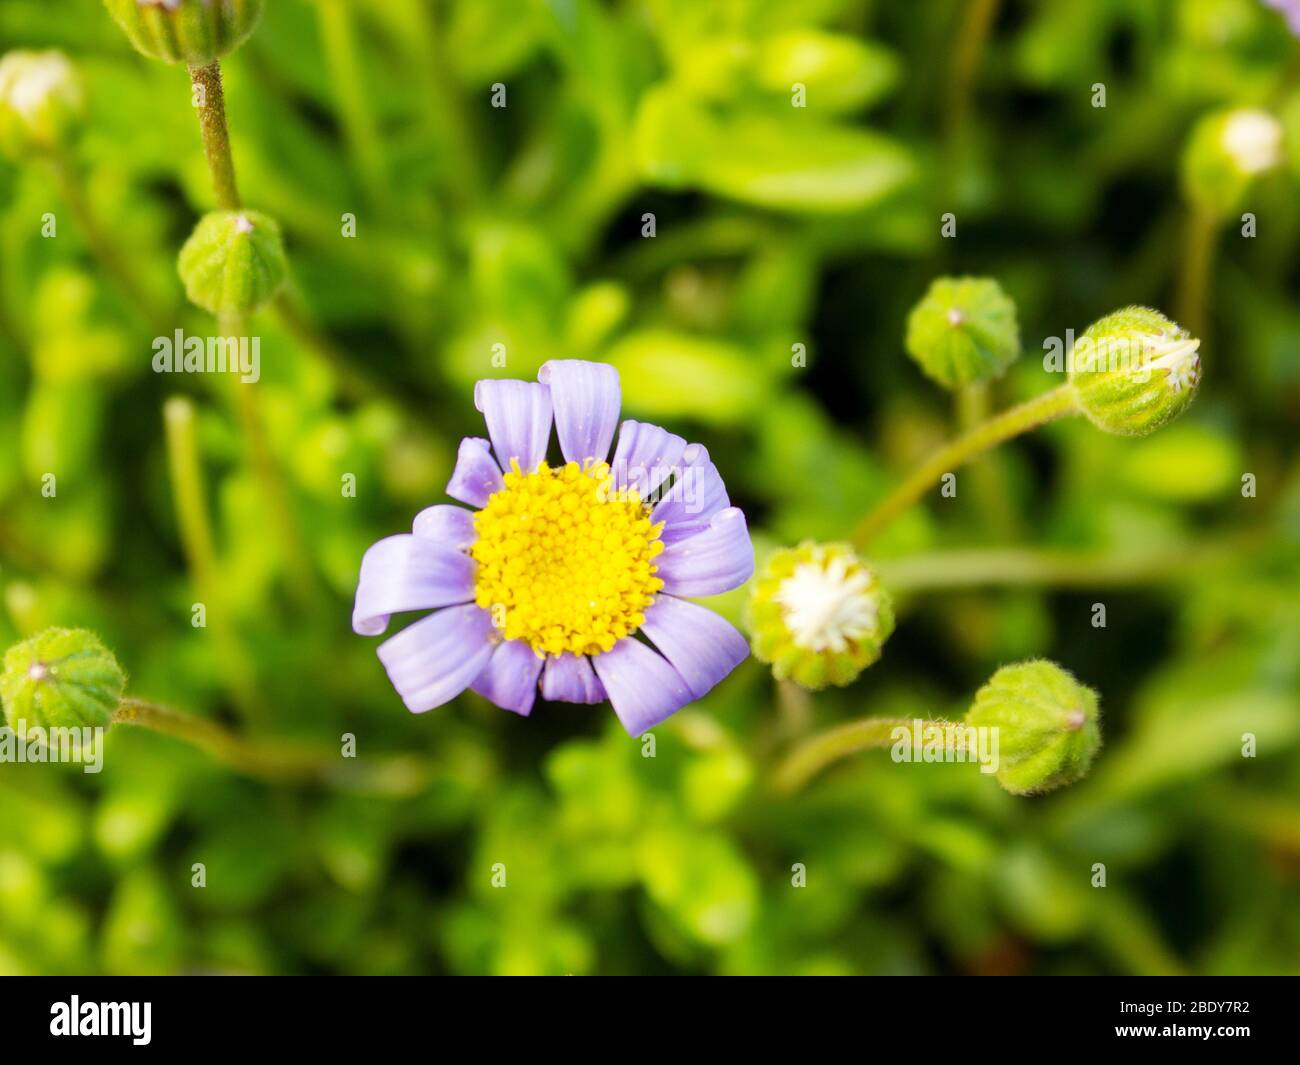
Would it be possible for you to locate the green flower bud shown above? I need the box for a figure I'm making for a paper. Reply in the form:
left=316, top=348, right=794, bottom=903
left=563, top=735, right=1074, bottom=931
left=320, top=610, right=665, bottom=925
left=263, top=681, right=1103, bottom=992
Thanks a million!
left=178, top=209, right=287, bottom=317
left=103, top=0, right=265, bottom=67
left=0, top=50, right=84, bottom=160
left=1182, top=108, right=1283, bottom=216
left=1068, top=306, right=1201, bottom=437
left=749, top=542, right=894, bottom=690
left=1, top=628, right=126, bottom=739
left=964, top=660, right=1100, bottom=796
left=905, top=277, right=1020, bottom=389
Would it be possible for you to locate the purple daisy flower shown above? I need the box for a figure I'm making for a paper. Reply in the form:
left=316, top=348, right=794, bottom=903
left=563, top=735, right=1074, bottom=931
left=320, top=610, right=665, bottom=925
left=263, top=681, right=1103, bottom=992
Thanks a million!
left=1264, top=0, right=1300, bottom=34
left=352, top=359, right=754, bottom=735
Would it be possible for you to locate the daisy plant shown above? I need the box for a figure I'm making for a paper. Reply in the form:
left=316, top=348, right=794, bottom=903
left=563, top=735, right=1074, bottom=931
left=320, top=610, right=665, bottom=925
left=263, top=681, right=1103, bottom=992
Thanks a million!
left=759, top=292, right=1204, bottom=795
left=352, top=360, right=754, bottom=736
left=99, top=0, right=323, bottom=606
left=1, top=627, right=432, bottom=796
left=0, top=48, right=170, bottom=330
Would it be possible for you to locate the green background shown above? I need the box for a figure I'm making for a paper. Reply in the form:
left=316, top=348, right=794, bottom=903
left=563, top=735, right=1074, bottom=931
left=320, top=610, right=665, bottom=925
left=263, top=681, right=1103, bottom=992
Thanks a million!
left=1, top=0, right=1298, bottom=975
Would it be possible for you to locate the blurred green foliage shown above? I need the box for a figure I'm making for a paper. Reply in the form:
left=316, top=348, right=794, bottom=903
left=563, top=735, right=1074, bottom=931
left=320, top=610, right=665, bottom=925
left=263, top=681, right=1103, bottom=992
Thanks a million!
left=0, top=0, right=1298, bottom=975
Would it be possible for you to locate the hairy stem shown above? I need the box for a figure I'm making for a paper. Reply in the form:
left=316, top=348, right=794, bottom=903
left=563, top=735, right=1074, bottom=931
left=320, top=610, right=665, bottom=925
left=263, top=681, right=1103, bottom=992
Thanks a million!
left=853, top=384, right=1079, bottom=547
left=112, top=698, right=432, bottom=796
left=186, top=61, right=318, bottom=606
left=774, top=716, right=966, bottom=795
left=189, top=61, right=241, bottom=210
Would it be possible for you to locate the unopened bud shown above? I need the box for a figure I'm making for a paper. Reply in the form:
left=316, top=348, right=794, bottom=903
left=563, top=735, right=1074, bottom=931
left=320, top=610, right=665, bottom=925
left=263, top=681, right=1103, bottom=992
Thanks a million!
left=905, top=277, right=1021, bottom=389
left=964, top=660, right=1101, bottom=795
left=1182, top=108, right=1283, bottom=216
left=178, top=209, right=287, bottom=317
left=1068, top=306, right=1201, bottom=437
left=1, top=628, right=126, bottom=739
left=103, top=0, right=265, bottom=67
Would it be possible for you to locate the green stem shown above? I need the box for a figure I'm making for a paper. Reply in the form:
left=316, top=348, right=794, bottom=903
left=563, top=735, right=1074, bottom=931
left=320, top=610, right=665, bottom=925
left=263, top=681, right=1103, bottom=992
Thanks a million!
left=775, top=678, right=814, bottom=739
left=955, top=380, right=988, bottom=430
left=163, top=397, right=220, bottom=592
left=112, top=698, right=433, bottom=796
left=939, top=0, right=1001, bottom=216
left=853, top=384, right=1079, bottom=547
left=163, top=396, right=262, bottom=720
left=189, top=58, right=319, bottom=607
left=52, top=157, right=171, bottom=332
left=189, top=61, right=241, bottom=210
left=956, top=381, right=1020, bottom=539
left=945, top=0, right=1001, bottom=144
left=1178, top=205, right=1218, bottom=341
left=875, top=539, right=1244, bottom=592
left=774, top=716, right=967, bottom=795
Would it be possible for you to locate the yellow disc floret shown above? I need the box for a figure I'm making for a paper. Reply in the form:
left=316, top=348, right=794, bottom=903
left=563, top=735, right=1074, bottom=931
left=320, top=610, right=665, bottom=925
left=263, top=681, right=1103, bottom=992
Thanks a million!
left=471, top=461, right=665, bottom=656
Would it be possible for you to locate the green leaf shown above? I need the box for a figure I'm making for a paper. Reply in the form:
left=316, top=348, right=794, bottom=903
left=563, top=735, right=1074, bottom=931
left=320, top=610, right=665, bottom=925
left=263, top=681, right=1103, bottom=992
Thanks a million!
left=607, top=328, right=770, bottom=424
left=635, top=86, right=916, bottom=212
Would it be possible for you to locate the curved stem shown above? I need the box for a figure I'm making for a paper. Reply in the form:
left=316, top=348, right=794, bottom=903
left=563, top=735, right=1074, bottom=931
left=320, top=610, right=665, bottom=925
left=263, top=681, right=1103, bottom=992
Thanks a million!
left=112, top=698, right=433, bottom=797
left=189, top=61, right=241, bottom=210
left=774, top=716, right=967, bottom=795
left=852, top=384, right=1079, bottom=547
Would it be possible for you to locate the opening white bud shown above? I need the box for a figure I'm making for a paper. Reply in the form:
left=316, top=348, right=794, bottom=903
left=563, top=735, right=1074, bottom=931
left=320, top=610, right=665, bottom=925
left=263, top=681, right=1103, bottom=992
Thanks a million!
left=776, top=555, right=880, bottom=654
left=1221, top=110, right=1282, bottom=176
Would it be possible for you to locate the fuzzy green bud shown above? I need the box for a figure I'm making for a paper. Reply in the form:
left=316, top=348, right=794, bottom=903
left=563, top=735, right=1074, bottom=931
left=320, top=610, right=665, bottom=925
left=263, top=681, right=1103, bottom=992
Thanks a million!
left=103, top=0, right=265, bottom=67
left=0, top=50, right=84, bottom=160
left=749, top=542, right=894, bottom=690
left=1182, top=108, right=1282, bottom=217
left=1, top=628, right=126, bottom=739
left=905, top=276, right=1020, bottom=389
left=1067, top=306, right=1201, bottom=437
left=965, top=660, right=1100, bottom=796
left=178, top=209, right=287, bottom=317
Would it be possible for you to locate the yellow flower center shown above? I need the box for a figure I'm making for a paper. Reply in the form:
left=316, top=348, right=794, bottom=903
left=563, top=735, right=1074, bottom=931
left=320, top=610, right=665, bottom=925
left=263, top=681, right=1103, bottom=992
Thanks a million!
left=471, top=461, right=665, bottom=657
